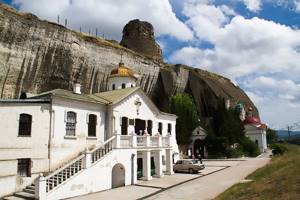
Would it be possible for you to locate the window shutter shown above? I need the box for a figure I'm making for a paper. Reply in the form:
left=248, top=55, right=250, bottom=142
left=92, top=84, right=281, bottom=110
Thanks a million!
left=86, top=113, right=89, bottom=124
left=120, top=117, right=123, bottom=125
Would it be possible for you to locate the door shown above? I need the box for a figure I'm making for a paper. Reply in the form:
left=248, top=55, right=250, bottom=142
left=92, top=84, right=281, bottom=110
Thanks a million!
left=135, top=119, right=146, bottom=135
left=112, top=163, right=125, bottom=188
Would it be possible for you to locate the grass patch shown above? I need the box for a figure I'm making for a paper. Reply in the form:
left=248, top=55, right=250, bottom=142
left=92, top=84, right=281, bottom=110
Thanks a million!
left=214, top=144, right=300, bottom=200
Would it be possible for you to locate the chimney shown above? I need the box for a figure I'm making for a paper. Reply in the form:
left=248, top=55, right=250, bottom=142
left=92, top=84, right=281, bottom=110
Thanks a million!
left=73, top=83, right=81, bottom=94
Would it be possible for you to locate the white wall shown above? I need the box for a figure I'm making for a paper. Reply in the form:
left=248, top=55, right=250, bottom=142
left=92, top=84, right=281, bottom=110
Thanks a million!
left=0, top=103, right=50, bottom=197
left=111, top=91, right=179, bottom=162
left=46, top=149, right=137, bottom=200
left=245, top=125, right=267, bottom=152
left=107, top=77, right=136, bottom=91
left=49, top=97, right=107, bottom=170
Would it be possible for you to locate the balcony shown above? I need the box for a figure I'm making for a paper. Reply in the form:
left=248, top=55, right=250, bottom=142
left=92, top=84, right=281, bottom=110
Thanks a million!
left=115, top=133, right=171, bottom=149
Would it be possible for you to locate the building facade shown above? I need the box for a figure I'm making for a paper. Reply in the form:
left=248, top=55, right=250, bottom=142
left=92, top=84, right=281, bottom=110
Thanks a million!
left=0, top=63, right=179, bottom=199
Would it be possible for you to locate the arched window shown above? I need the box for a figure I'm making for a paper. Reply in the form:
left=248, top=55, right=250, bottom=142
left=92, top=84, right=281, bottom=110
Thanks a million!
left=88, top=114, right=97, bottom=137
left=18, top=114, right=32, bottom=136
left=122, top=83, right=126, bottom=89
left=66, top=111, right=76, bottom=136
left=112, top=84, right=116, bottom=90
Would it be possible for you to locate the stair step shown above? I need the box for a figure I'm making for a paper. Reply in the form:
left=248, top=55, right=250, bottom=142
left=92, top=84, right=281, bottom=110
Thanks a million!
left=26, top=186, right=35, bottom=190
left=14, top=192, right=35, bottom=200
left=3, top=196, right=27, bottom=200
left=23, top=188, right=35, bottom=194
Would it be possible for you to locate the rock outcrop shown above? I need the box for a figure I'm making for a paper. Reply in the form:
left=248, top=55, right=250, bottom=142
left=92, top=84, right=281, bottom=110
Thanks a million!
left=120, top=19, right=163, bottom=62
left=0, top=4, right=258, bottom=118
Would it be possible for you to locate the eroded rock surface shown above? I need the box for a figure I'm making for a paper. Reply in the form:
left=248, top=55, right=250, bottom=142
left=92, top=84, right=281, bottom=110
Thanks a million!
left=120, top=19, right=163, bottom=62
left=0, top=4, right=258, bottom=118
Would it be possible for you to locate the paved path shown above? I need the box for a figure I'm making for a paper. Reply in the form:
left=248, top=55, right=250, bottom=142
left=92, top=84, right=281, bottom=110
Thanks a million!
left=69, top=152, right=270, bottom=200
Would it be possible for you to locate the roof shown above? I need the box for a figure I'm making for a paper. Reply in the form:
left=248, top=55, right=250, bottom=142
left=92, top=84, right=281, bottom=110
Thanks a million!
left=109, top=62, right=137, bottom=80
left=91, top=87, right=140, bottom=104
left=6, top=87, right=176, bottom=117
left=0, top=99, right=50, bottom=104
left=31, top=89, right=109, bottom=104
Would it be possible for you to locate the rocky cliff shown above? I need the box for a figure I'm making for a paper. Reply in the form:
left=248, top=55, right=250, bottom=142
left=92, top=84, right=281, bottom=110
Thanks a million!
left=0, top=4, right=258, bottom=117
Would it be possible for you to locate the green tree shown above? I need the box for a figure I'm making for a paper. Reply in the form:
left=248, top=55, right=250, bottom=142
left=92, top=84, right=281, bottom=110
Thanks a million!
left=169, top=93, right=199, bottom=145
left=267, top=128, right=278, bottom=144
left=205, top=97, right=259, bottom=157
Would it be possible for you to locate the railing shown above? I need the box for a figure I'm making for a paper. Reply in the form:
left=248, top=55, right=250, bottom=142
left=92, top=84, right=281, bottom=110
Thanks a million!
left=150, top=136, right=159, bottom=147
left=120, top=135, right=132, bottom=148
left=40, top=136, right=116, bottom=195
left=136, top=136, right=146, bottom=147
left=44, top=154, right=85, bottom=193
left=90, top=136, right=115, bottom=164
left=118, top=134, right=171, bottom=148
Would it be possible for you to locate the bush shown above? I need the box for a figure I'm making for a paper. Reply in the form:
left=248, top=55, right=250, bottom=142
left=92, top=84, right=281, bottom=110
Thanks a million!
left=271, top=143, right=288, bottom=155
left=226, top=145, right=244, bottom=158
left=240, top=137, right=260, bottom=157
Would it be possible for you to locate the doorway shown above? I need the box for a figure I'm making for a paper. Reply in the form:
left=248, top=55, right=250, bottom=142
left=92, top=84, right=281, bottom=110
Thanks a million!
left=112, top=163, right=125, bottom=188
left=193, top=139, right=205, bottom=158
left=121, top=117, right=128, bottom=135
left=135, top=119, right=146, bottom=135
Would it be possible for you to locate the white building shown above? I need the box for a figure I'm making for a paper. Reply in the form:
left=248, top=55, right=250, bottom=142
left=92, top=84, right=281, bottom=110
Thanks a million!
left=0, top=63, right=179, bottom=200
left=244, top=116, right=267, bottom=153
left=187, top=126, right=207, bottom=159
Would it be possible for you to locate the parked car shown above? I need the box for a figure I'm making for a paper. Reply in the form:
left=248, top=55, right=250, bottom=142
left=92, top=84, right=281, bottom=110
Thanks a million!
left=173, top=159, right=205, bottom=173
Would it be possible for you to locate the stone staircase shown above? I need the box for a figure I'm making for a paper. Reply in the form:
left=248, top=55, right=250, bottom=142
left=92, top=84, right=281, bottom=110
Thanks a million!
left=3, top=184, right=35, bottom=200
left=3, top=136, right=115, bottom=200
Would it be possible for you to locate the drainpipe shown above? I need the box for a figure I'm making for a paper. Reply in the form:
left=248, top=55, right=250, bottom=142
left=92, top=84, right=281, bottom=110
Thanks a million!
left=131, top=154, right=135, bottom=185
left=48, top=95, right=53, bottom=172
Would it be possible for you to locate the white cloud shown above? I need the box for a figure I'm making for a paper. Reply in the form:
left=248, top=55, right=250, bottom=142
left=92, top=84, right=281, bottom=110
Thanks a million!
left=295, top=0, right=300, bottom=11
left=243, top=0, right=262, bottom=12
left=244, top=76, right=300, bottom=129
left=170, top=1, right=300, bottom=128
left=12, top=0, right=193, bottom=41
left=183, top=1, right=228, bottom=42
left=170, top=14, right=300, bottom=80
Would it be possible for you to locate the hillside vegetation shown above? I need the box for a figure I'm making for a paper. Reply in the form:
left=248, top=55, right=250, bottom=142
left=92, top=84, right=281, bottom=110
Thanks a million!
left=215, top=143, right=300, bottom=200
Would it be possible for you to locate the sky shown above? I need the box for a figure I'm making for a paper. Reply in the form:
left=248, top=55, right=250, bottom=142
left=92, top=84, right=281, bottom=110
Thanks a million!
left=1, top=0, right=300, bottom=130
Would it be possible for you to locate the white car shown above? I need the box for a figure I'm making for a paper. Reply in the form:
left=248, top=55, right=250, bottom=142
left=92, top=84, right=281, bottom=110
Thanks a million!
left=173, top=159, right=205, bottom=173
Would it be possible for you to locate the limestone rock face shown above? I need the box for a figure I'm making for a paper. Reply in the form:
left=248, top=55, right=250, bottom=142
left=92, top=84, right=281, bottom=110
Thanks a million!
left=0, top=4, right=259, bottom=118
left=120, top=19, right=163, bottom=62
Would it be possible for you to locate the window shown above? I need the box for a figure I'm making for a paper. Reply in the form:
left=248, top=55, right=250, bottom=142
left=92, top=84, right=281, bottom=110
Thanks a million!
left=129, top=119, right=135, bottom=125
left=131, top=84, right=133, bottom=87
left=167, top=123, right=172, bottom=134
left=18, top=114, right=32, bottom=136
left=122, top=83, right=126, bottom=89
left=66, top=111, right=76, bottom=136
left=17, top=159, right=31, bottom=177
left=158, top=122, right=163, bottom=135
left=88, top=114, right=97, bottom=137
left=112, top=84, right=115, bottom=90
left=175, top=160, right=183, bottom=164
left=147, top=120, right=152, bottom=135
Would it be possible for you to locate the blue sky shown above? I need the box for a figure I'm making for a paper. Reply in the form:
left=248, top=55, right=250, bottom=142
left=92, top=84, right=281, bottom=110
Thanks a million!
left=2, top=0, right=300, bottom=130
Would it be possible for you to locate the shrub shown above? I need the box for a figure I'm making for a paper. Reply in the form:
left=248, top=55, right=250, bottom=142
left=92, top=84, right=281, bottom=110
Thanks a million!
left=271, top=143, right=288, bottom=155
left=240, top=137, right=260, bottom=157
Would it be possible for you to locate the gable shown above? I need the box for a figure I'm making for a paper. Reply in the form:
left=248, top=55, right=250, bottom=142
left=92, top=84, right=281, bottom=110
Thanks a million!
left=112, top=89, right=176, bottom=120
